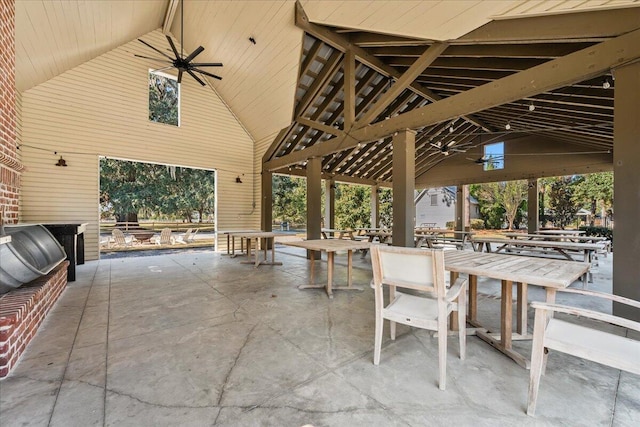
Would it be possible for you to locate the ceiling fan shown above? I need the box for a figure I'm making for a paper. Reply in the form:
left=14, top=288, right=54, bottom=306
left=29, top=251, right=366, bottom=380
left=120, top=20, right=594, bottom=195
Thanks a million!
left=430, top=140, right=469, bottom=156
left=466, top=150, right=611, bottom=165
left=134, top=0, right=222, bottom=86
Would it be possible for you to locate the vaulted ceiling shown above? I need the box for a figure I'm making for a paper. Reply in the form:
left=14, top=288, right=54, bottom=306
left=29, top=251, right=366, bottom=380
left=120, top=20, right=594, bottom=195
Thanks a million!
left=15, top=0, right=640, bottom=144
left=261, top=4, right=640, bottom=185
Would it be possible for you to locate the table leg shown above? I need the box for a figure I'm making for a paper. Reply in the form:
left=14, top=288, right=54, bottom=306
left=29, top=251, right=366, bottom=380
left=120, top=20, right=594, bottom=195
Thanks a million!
left=263, top=238, right=268, bottom=264
left=271, top=238, right=276, bottom=264
left=227, top=234, right=231, bottom=255
left=516, top=282, right=528, bottom=336
left=347, top=250, right=353, bottom=287
left=254, top=238, right=260, bottom=267
left=450, top=271, right=460, bottom=331
left=501, top=280, right=513, bottom=350
left=327, top=251, right=334, bottom=298
left=231, top=236, right=236, bottom=257
left=246, top=238, right=252, bottom=262
left=468, top=274, right=478, bottom=326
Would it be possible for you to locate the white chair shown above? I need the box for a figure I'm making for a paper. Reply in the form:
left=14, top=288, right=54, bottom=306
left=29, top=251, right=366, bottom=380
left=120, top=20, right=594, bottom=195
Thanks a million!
left=151, top=228, right=174, bottom=245
left=527, top=288, right=640, bottom=416
left=175, top=228, right=193, bottom=244
left=111, top=229, right=136, bottom=247
left=370, top=245, right=467, bottom=390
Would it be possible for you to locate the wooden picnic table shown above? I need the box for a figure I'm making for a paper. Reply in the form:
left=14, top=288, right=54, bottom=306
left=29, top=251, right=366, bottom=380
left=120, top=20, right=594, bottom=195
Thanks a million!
left=471, top=236, right=604, bottom=282
left=282, top=239, right=371, bottom=298
left=321, top=228, right=355, bottom=240
left=220, top=229, right=262, bottom=255
left=444, top=250, right=590, bottom=369
left=227, top=231, right=282, bottom=267
left=415, top=230, right=474, bottom=249
left=536, top=229, right=585, bottom=235
left=503, top=232, right=608, bottom=243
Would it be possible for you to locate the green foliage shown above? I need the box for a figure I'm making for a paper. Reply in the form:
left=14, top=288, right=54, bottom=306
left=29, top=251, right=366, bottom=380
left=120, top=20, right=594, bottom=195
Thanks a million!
left=471, top=180, right=527, bottom=230
left=100, top=158, right=215, bottom=222
left=470, top=219, right=485, bottom=230
left=578, top=226, right=613, bottom=243
left=149, top=73, right=179, bottom=126
left=335, top=184, right=371, bottom=229
left=445, top=221, right=455, bottom=229
left=572, top=172, right=613, bottom=225
left=548, top=176, right=579, bottom=229
left=272, top=175, right=306, bottom=226
left=378, top=188, right=393, bottom=229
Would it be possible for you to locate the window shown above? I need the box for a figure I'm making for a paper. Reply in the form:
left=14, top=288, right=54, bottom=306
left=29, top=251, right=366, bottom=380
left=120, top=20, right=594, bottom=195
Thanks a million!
left=149, top=71, right=179, bottom=126
left=430, top=194, right=438, bottom=206
left=483, top=142, right=504, bottom=171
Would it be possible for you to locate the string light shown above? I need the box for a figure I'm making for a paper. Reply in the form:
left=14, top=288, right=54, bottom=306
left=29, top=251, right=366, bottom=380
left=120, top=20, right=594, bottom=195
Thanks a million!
left=505, top=122, right=511, bottom=130
left=528, top=102, right=535, bottom=111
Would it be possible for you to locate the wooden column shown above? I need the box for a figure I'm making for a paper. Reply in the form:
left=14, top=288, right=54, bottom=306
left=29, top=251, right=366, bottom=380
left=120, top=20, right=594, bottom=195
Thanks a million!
left=325, top=179, right=335, bottom=229
left=455, top=185, right=469, bottom=231
left=527, top=179, right=539, bottom=234
left=306, top=157, right=322, bottom=259
left=392, top=130, right=416, bottom=247
left=613, top=61, right=640, bottom=321
left=260, top=170, right=273, bottom=232
left=371, top=184, right=380, bottom=227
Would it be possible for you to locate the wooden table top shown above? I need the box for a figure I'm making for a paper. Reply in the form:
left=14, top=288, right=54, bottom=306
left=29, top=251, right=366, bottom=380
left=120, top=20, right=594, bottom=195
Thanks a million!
left=283, top=239, right=371, bottom=252
left=503, top=233, right=609, bottom=242
left=471, top=237, right=604, bottom=251
left=536, top=229, right=585, bottom=235
left=228, top=231, right=277, bottom=238
left=444, top=251, right=590, bottom=289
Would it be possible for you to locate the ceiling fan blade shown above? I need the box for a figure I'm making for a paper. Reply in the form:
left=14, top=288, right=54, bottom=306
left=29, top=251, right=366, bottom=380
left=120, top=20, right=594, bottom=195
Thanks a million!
left=184, top=46, right=205, bottom=63
left=192, top=68, right=222, bottom=81
left=151, top=66, right=174, bottom=73
left=191, top=62, right=223, bottom=67
left=134, top=55, right=173, bottom=64
left=138, top=39, right=174, bottom=60
left=177, top=70, right=183, bottom=84
left=166, top=35, right=180, bottom=59
left=187, top=69, right=207, bottom=86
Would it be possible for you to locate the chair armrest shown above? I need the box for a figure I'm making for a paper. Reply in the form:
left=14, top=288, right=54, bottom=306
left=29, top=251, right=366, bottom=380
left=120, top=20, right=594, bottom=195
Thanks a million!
left=446, top=277, right=468, bottom=303
left=530, top=301, right=640, bottom=333
left=556, top=288, right=640, bottom=309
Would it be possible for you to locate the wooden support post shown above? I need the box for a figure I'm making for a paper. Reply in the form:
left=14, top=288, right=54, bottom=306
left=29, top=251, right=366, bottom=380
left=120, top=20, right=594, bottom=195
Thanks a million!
left=527, top=179, right=539, bottom=234
left=392, top=130, right=416, bottom=247
left=306, top=157, right=322, bottom=259
left=455, top=185, right=469, bottom=231
left=371, top=184, right=380, bottom=228
left=261, top=170, right=273, bottom=248
left=613, top=60, right=640, bottom=321
left=325, top=179, right=335, bottom=229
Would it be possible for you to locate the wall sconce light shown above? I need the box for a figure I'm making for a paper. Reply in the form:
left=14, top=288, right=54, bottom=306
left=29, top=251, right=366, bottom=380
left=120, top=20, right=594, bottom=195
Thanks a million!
left=55, top=156, right=67, bottom=167
left=235, top=176, right=243, bottom=183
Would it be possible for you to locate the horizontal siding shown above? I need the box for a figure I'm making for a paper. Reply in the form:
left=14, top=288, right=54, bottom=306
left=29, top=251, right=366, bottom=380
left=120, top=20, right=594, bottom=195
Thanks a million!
left=19, top=30, right=257, bottom=260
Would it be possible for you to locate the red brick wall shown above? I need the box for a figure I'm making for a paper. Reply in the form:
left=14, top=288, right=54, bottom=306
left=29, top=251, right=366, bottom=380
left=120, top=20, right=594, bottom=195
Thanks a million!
left=0, top=0, right=21, bottom=224
left=0, top=261, right=69, bottom=378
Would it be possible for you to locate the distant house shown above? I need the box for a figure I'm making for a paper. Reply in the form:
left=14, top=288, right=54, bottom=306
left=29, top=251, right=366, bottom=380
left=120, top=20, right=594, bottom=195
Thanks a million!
left=415, top=187, right=480, bottom=229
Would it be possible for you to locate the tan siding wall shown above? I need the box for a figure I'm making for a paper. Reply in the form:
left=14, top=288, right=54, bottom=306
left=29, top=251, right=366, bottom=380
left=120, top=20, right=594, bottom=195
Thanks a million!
left=19, top=30, right=258, bottom=259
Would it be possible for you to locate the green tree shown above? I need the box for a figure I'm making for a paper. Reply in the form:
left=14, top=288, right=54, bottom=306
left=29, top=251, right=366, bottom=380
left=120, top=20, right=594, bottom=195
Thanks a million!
left=272, top=175, right=306, bottom=226
left=149, top=73, right=179, bottom=126
left=378, top=188, right=393, bottom=229
left=548, top=176, right=579, bottom=229
left=471, top=180, right=528, bottom=230
left=335, top=184, right=371, bottom=229
left=571, top=172, right=613, bottom=225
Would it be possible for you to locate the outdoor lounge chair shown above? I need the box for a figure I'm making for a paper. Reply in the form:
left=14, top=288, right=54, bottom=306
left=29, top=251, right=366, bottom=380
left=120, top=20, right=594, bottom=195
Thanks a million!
left=370, top=245, right=467, bottom=390
left=175, top=228, right=193, bottom=244
left=152, top=228, right=175, bottom=245
left=527, top=288, right=640, bottom=416
left=112, top=229, right=136, bottom=247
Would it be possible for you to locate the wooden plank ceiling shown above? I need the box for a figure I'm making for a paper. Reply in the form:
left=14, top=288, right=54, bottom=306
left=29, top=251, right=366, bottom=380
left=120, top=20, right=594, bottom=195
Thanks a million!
left=263, top=5, right=640, bottom=185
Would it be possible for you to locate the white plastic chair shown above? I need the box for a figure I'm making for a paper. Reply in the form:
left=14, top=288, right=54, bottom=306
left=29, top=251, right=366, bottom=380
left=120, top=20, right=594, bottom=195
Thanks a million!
left=370, top=245, right=467, bottom=390
left=527, top=288, right=640, bottom=416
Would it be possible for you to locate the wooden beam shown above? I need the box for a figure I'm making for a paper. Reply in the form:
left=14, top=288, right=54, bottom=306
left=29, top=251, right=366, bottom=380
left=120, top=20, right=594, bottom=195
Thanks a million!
left=162, top=0, right=180, bottom=35
left=264, top=27, right=638, bottom=172
left=351, top=28, right=640, bottom=147
left=294, top=50, right=343, bottom=119
left=276, top=167, right=385, bottom=187
left=294, top=1, right=490, bottom=131
left=262, top=126, right=293, bottom=163
left=344, top=50, right=356, bottom=129
left=355, top=42, right=449, bottom=127
left=458, top=7, right=640, bottom=44
left=296, top=117, right=344, bottom=137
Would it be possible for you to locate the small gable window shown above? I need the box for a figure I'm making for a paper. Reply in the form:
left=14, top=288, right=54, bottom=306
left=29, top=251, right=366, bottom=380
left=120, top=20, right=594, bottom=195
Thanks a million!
left=149, top=71, right=180, bottom=126
left=430, top=194, right=438, bottom=206
left=483, top=142, right=504, bottom=171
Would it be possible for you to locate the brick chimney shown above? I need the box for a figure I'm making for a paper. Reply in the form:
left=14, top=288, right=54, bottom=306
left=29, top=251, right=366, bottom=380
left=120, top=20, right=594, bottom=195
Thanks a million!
left=0, top=0, right=23, bottom=224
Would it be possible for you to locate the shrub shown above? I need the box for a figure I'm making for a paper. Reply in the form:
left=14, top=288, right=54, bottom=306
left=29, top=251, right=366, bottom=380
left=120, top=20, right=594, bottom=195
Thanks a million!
left=445, top=221, right=455, bottom=229
left=470, top=219, right=485, bottom=230
left=579, top=226, right=612, bottom=244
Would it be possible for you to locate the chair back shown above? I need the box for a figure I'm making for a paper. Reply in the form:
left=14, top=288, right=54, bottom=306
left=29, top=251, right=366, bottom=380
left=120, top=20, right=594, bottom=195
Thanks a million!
left=112, top=229, right=127, bottom=245
left=159, top=228, right=173, bottom=244
left=371, top=245, right=446, bottom=296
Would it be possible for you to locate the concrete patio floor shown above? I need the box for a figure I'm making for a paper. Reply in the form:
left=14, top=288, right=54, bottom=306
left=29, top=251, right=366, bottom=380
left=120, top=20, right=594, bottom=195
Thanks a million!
left=0, top=246, right=638, bottom=426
